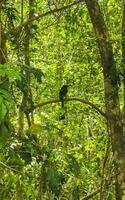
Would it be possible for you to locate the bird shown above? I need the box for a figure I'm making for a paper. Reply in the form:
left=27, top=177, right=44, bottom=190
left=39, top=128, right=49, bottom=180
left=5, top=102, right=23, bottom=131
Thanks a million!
left=59, top=84, right=69, bottom=108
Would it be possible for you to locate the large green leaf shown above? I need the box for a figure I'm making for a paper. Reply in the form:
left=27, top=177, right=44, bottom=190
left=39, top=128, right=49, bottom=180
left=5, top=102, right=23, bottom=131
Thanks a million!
left=0, top=96, right=7, bottom=122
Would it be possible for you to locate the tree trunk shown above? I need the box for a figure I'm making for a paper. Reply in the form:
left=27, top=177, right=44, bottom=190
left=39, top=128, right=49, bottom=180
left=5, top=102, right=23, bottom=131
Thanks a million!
left=85, top=0, right=125, bottom=199
left=0, top=1, right=7, bottom=65
left=122, top=0, right=125, bottom=135
left=0, top=1, right=10, bottom=138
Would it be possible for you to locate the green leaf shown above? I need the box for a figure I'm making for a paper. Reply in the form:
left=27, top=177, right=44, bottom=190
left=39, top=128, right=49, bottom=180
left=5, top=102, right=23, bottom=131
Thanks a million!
left=47, top=167, right=63, bottom=196
left=0, top=123, right=9, bottom=144
left=0, top=96, right=7, bottom=122
left=0, top=63, right=20, bottom=80
left=0, top=89, right=13, bottom=101
left=66, top=154, right=81, bottom=176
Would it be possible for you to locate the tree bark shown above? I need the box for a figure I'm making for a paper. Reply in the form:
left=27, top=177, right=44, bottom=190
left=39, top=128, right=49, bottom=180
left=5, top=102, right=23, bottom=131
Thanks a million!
left=0, top=1, right=11, bottom=138
left=0, top=1, right=7, bottom=64
left=85, top=0, right=125, bottom=199
left=122, top=0, right=125, bottom=135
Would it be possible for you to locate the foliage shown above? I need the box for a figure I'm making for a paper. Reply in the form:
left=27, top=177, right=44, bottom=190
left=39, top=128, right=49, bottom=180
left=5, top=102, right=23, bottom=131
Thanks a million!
left=0, top=0, right=121, bottom=199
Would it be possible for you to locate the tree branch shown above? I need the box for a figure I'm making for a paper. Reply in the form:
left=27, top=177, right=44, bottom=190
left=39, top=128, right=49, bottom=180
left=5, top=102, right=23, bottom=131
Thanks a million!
left=12, top=0, right=84, bottom=33
left=0, top=161, right=23, bottom=174
left=32, top=97, right=107, bottom=118
left=81, top=189, right=100, bottom=200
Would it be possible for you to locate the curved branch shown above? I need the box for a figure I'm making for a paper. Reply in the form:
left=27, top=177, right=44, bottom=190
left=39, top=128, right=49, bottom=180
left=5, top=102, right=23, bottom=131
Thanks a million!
left=12, top=0, right=84, bottom=33
left=32, top=97, right=107, bottom=118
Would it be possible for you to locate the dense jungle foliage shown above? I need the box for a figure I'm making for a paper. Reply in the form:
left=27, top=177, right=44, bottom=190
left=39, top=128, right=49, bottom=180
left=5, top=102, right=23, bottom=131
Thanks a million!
left=0, top=0, right=125, bottom=199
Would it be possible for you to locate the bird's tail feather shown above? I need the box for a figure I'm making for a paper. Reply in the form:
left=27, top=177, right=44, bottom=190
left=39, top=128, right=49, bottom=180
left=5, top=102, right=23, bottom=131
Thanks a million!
left=62, top=98, right=64, bottom=108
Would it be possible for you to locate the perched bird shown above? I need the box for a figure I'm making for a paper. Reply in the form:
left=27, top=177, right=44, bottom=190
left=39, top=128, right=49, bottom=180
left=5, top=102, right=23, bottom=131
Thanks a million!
left=59, top=84, right=69, bottom=108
